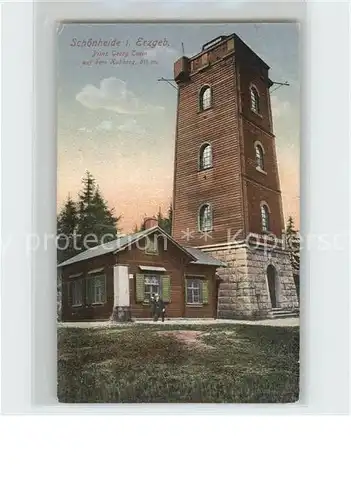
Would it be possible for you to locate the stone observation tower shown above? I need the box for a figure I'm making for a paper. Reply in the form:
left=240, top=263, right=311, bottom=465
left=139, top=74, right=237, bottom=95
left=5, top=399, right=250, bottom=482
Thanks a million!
left=171, top=34, right=299, bottom=319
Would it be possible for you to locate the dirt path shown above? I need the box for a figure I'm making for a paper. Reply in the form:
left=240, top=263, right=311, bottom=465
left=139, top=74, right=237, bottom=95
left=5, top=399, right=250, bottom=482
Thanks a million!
left=157, top=330, right=213, bottom=350
left=58, top=317, right=299, bottom=329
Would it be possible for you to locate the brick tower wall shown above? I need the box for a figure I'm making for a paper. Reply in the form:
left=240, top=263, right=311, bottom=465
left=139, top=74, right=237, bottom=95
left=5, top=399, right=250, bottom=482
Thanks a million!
left=172, top=41, right=245, bottom=247
left=172, top=34, right=286, bottom=249
left=235, top=37, right=285, bottom=238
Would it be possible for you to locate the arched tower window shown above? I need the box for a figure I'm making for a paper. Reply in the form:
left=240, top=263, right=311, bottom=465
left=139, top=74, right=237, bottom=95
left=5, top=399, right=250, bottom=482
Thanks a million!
left=198, top=203, right=213, bottom=232
left=260, top=203, right=270, bottom=232
left=199, top=85, right=212, bottom=111
left=199, top=143, right=212, bottom=170
left=255, top=143, right=265, bottom=171
left=250, top=85, right=260, bottom=114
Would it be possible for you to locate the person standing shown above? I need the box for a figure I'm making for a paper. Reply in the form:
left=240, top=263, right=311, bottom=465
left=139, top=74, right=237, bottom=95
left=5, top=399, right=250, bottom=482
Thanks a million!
left=154, top=293, right=166, bottom=322
left=150, top=293, right=156, bottom=320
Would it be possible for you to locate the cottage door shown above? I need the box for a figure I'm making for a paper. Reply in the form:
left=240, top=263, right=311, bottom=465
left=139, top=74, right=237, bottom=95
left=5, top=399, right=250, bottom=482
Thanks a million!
left=267, top=264, right=277, bottom=308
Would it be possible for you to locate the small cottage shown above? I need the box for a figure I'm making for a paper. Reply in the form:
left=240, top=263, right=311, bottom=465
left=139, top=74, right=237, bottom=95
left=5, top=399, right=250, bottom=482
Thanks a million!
left=58, top=219, right=225, bottom=322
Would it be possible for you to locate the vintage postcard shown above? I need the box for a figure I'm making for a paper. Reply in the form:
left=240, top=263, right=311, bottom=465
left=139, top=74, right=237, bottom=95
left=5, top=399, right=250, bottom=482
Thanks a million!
left=57, top=23, right=300, bottom=403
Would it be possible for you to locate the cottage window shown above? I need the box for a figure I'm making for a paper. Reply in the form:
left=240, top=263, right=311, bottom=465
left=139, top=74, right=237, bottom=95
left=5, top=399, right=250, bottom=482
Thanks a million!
left=71, top=279, right=83, bottom=307
left=199, top=204, right=213, bottom=232
left=199, top=85, right=212, bottom=111
left=86, top=274, right=106, bottom=304
left=255, top=143, right=264, bottom=171
left=186, top=278, right=209, bottom=305
left=261, top=203, right=270, bottom=232
left=250, top=86, right=260, bottom=114
left=144, top=275, right=161, bottom=302
left=199, top=143, right=212, bottom=170
left=186, top=279, right=202, bottom=304
left=135, top=273, right=171, bottom=304
left=145, top=235, right=158, bottom=255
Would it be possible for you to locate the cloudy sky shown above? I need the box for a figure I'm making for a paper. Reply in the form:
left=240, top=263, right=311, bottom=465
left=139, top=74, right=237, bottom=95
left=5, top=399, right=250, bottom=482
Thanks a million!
left=57, top=22, right=300, bottom=232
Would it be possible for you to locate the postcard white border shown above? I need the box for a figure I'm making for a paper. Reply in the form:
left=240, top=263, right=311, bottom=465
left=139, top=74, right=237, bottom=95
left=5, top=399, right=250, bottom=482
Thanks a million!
left=1, top=0, right=349, bottom=414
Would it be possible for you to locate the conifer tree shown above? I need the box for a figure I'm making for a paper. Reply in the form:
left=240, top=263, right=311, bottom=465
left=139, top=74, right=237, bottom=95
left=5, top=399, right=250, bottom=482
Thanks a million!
left=57, top=195, right=79, bottom=263
left=57, top=171, right=121, bottom=259
left=76, top=171, right=97, bottom=243
left=76, top=171, right=120, bottom=249
left=285, top=216, right=300, bottom=273
left=90, top=187, right=120, bottom=241
left=285, top=216, right=300, bottom=301
left=57, top=194, right=78, bottom=236
left=167, top=202, right=173, bottom=233
left=156, top=201, right=173, bottom=235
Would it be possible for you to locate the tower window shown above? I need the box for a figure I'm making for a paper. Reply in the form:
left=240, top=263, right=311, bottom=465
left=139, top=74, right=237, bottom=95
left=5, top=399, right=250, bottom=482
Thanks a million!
left=199, top=85, right=212, bottom=111
left=250, top=86, right=260, bottom=114
left=199, top=204, right=213, bottom=232
left=199, top=143, right=212, bottom=170
left=255, top=143, right=264, bottom=171
left=261, top=203, right=270, bottom=232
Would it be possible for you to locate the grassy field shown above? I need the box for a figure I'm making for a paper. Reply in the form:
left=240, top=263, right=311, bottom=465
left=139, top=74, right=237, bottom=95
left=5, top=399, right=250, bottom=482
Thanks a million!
left=58, top=323, right=299, bottom=403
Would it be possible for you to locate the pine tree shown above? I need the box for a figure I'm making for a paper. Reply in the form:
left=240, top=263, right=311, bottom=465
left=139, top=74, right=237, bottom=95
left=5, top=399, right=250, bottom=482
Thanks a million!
left=76, top=171, right=97, bottom=245
left=75, top=171, right=120, bottom=249
left=133, top=201, right=172, bottom=236
left=57, top=171, right=121, bottom=258
left=156, top=201, right=173, bottom=234
left=90, top=187, right=120, bottom=242
left=57, top=194, right=78, bottom=236
left=57, top=195, right=79, bottom=263
left=167, top=202, right=173, bottom=233
left=285, top=216, right=300, bottom=273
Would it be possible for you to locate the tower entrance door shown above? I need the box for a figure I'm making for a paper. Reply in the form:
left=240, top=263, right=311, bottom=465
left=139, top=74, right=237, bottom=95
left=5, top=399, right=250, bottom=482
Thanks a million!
left=267, top=264, right=277, bottom=308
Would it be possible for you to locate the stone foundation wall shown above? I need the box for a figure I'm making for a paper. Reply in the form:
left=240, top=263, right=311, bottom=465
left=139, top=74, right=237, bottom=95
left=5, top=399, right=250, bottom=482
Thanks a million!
left=208, top=244, right=299, bottom=319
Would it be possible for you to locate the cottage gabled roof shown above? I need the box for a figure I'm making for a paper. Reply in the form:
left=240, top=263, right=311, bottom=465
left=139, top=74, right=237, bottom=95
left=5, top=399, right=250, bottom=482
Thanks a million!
left=57, top=228, right=150, bottom=268
left=184, top=246, right=227, bottom=267
left=57, top=226, right=225, bottom=269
